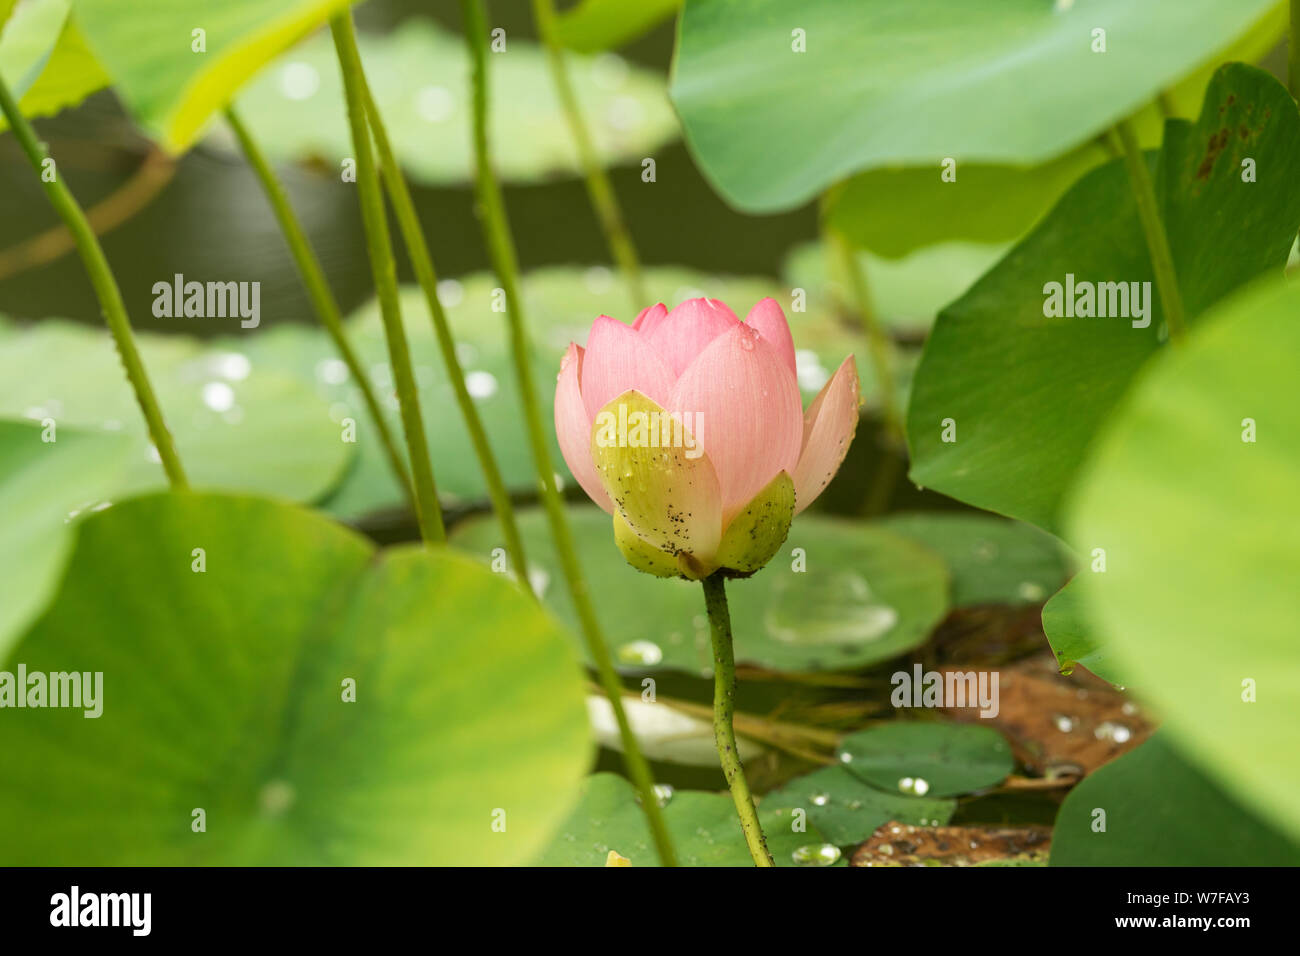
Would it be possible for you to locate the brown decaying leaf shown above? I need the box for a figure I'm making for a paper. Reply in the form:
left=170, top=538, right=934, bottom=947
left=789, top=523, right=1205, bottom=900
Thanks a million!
left=850, top=821, right=1051, bottom=867
left=939, top=652, right=1154, bottom=779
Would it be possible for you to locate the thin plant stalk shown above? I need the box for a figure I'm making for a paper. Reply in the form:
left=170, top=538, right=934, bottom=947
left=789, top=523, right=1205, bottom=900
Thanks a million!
left=702, top=573, right=775, bottom=867
left=461, top=0, right=677, bottom=867
left=353, top=80, right=530, bottom=583
left=223, top=105, right=415, bottom=510
left=826, top=226, right=902, bottom=446
left=1108, top=119, right=1187, bottom=345
left=330, top=11, right=445, bottom=542
left=530, top=0, right=646, bottom=309
left=0, top=75, right=188, bottom=489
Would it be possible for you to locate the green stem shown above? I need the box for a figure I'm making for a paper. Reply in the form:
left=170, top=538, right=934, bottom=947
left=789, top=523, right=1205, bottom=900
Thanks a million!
left=530, top=0, right=646, bottom=310
left=1108, top=119, right=1187, bottom=346
left=702, top=573, right=774, bottom=867
left=330, top=12, right=445, bottom=543
left=223, top=105, right=415, bottom=510
left=0, top=75, right=187, bottom=489
left=354, top=81, right=530, bottom=585
left=827, top=225, right=903, bottom=446
left=461, top=0, right=677, bottom=867
left=1290, top=0, right=1300, bottom=100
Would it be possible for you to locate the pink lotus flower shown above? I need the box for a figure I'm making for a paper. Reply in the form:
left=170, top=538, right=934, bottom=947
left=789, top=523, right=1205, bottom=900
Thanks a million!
left=555, top=297, right=860, bottom=579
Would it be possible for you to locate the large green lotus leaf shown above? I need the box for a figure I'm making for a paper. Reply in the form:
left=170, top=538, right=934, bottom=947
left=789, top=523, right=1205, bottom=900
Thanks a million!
left=781, top=239, right=1009, bottom=337
left=762, top=765, right=955, bottom=847
left=533, top=772, right=832, bottom=866
left=0, top=419, right=131, bottom=661
left=1051, top=735, right=1300, bottom=866
left=73, top=0, right=358, bottom=152
left=451, top=506, right=950, bottom=675
left=218, top=18, right=677, bottom=185
left=0, top=0, right=110, bottom=131
left=0, top=320, right=352, bottom=502
left=1040, top=575, right=1127, bottom=686
left=907, top=64, right=1300, bottom=534
left=233, top=266, right=893, bottom=519
left=837, top=723, right=1013, bottom=798
left=0, top=492, right=591, bottom=865
left=554, top=0, right=682, bottom=52
left=877, top=512, right=1069, bottom=608
left=1066, top=276, right=1300, bottom=845
left=670, top=0, right=1279, bottom=212
left=821, top=3, right=1288, bottom=258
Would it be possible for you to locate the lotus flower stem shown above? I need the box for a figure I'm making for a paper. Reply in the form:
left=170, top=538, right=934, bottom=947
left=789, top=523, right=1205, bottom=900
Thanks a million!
left=223, top=104, right=416, bottom=514
left=461, top=0, right=677, bottom=866
left=354, top=76, right=531, bottom=585
left=530, top=0, right=647, bottom=311
left=702, top=573, right=775, bottom=867
left=1108, top=118, right=1187, bottom=346
left=330, top=12, right=445, bottom=543
left=0, top=74, right=187, bottom=489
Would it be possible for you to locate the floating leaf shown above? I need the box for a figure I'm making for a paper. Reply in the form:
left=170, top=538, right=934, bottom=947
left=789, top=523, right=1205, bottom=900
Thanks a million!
left=532, top=772, right=827, bottom=866
left=1050, top=735, right=1300, bottom=866
left=0, top=419, right=130, bottom=661
left=0, top=492, right=591, bottom=864
left=762, top=765, right=954, bottom=847
left=73, top=0, right=357, bottom=152
left=554, top=0, right=681, bottom=53
left=837, top=722, right=1013, bottom=798
left=670, top=0, right=1279, bottom=211
left=1066, top=276, right=1300, bottom=845
left=0, top=320, right=353, bottom=503
left=907, top=65, right=1300, bottom=533
left=878, top=512, right=1069, bottom=608
left=220, top=18, right=677, bottom=185
left=452, top=506, right=950, bottom=674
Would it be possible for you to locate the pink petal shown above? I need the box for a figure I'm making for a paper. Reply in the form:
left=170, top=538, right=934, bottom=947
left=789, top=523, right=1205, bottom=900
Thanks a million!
left=581, top=314, right=676, bottom=422
left=555, top=343, right=613, bottom=513
left=632, top=302, right=668, bottom=332
left=668, top=323, right=804, bottom=524
left=793, top=356, right=861, bottom=514
left=642, top=297, right=740, bottom=378
left=745, top=297, right=797, bottom=381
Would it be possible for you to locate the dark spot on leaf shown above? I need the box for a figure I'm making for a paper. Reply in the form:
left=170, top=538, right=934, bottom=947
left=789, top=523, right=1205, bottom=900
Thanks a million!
left=1195, top=128, right=1230, bottom=181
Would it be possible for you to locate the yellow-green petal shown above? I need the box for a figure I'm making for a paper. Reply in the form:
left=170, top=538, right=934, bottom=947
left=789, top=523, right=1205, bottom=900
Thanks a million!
left=715, top=471, right=795, bottom=574
left=613, top=510, right=678, bottom=578
left=591, top=389, right=722, bottom=565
